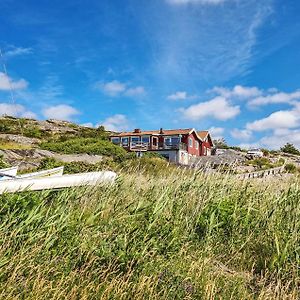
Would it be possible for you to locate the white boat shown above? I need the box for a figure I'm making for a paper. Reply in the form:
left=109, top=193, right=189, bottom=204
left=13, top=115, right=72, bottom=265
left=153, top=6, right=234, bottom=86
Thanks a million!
left=0, top=166, right=19, bottom=180
left=0, top=171, right=117, bottom=194
left=17, top=166, right=64, bottom=179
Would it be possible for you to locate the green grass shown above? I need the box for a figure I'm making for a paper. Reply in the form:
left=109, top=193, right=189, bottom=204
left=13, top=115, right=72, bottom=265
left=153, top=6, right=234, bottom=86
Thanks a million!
left=0, top=167, right=299, bottom=299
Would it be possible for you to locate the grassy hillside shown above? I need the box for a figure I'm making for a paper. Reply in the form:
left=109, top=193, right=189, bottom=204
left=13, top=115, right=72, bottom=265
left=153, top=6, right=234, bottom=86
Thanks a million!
left=0, top=168, right=299, bottom=299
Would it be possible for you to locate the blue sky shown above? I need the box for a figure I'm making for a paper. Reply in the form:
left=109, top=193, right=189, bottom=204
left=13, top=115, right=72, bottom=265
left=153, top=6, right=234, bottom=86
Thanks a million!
left=1, top=0, right=300, bottom=149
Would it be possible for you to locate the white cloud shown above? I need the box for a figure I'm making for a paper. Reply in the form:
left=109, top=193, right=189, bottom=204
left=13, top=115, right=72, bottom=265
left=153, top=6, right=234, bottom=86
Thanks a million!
left=231, top=128, right=252, bottom=141
left=100, top=114, right=130, bottom=132
left=212, top=85, right=262, bottom=99
left=0, top=72, right=28, bottom=90
left=181, top=96, right=240, bottom=121
left=259, top=129, right=300, bottom=149
left=4, top=46, right=33, bottom=58
left=124, top=86, right=145, bottom=97
left=238, top=142, right=260, bottom=150
left=167, top=91, right=188, bottom=101
left=21, top=111, right=37, bottom=119
left=81, top=122, right=94, bottom=128
left=166, top=0, right=226, bottom=5
left=248, top=90, right=300, bottom=107
left=246, top=108, right=300, bottom=131
left=99, top=80, right=126, bottom=96
left=167, top=91, right=197, bottom=101
left=0, top=103, right=37, bottom=119
left=208, top=126, right=224, bottom=140
left=42, top=104, right=80, bottom=121
left=211, top=85, right=300, bottom=109
left=96, top=80, right=145, bottom=97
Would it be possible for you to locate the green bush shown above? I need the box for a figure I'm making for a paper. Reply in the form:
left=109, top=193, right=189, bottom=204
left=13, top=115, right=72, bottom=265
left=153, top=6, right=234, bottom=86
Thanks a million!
left=247, top=157, right=274, bottom=170
left=23, top=126, right=43, bottom=138
left=0, top=123, right=10, bottom=133
left=284, top=163, right=297, bottom=173
left=40, top=137, right=128, bottom=160
left=0, top=155, right=9, bottom=168
left=281, top=143, right=300, bottom=155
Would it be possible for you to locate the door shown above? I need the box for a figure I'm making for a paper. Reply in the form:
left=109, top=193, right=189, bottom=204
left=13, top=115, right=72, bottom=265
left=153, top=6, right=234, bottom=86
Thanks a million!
left=152, top=137, right=158, bottom=149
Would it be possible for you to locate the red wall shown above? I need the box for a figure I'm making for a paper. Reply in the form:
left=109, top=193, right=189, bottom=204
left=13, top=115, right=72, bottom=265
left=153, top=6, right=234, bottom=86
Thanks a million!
left=182, top=132, right=201, bottom=156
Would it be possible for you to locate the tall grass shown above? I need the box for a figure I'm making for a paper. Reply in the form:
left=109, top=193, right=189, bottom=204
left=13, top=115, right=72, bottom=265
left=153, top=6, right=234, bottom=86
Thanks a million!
left=0, top=167, right=299, bottom=299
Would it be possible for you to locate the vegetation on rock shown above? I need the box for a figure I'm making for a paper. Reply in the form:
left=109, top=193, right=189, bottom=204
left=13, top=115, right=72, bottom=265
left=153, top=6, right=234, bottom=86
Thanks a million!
left=281, top=143, right=300, bottom=155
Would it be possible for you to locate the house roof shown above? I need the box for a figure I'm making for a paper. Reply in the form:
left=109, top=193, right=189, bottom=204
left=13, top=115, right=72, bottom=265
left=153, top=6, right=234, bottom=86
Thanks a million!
left=111, top=128, right=194, bottom=137
left=197, top=131, right=209, bottom=140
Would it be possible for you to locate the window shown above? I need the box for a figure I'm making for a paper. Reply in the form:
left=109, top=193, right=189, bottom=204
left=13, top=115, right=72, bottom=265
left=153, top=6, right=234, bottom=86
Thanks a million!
left=131, top=136, right=140, bottom=145
left=164, top=137, right=180, bottom=146
left=195, top=141, right=199, bottom=150
left=142, top=136, right=150, bottom=144
left=189, top=138, right=193, bottom=148
left=121, top=137, right=129, bottom=146
left=111, top=137, right=120, bottom=145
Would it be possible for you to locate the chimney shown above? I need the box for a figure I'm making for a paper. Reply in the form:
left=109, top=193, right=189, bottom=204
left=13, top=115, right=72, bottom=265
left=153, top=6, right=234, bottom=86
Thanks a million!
left=133, top=128, right=141, bottom=133
left=159, top=128, right=164, bottom=134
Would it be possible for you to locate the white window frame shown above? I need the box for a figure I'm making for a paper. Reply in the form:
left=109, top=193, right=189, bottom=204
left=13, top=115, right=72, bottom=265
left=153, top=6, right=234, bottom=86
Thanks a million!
left=189, top=137, right=193, bottom=148
left=195, top=141, right=199, bottom=150
left=121, top=137, right=129, bottom=146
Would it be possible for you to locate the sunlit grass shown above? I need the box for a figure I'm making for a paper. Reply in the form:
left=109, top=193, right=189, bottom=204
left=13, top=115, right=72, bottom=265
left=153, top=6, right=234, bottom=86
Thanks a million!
left=0, top=167, right=299, bottom=299
left=0, top=139, right=32, bottom=150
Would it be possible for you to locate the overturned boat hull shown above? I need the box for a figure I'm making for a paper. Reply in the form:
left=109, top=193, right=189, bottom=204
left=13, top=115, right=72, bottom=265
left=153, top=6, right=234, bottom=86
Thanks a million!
left=0, top=171, right=117, bottom=194
left=0, top=166, right=18, bottom=180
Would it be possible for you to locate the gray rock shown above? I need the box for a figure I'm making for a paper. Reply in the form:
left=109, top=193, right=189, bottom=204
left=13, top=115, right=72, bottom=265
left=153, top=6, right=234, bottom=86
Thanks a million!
left=0, top=149, right=103, bottom=171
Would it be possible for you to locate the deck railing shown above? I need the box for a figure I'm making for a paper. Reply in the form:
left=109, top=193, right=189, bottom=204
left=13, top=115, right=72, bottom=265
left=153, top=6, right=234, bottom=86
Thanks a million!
left=128, top=142, right=187, bottom=151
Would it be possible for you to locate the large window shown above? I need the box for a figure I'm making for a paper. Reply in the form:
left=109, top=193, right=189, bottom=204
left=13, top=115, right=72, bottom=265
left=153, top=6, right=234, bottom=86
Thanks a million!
left=142, top=136, right=150, bottom=144
left=131, top=136, right=140, bottom=145
left=164, top=137, right=180, bottom=146
left=111, top=137, right=120, bottom=145
left=189, top=138, right=193, bottom=148
left=195, top=141, right=199, bottom=150
left=121, top=137, right=129, bottom=146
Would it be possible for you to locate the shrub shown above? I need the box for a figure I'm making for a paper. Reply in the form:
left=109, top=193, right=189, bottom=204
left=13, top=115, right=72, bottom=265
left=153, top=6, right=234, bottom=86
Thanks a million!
left=247, top=157, right=273, bottom=170
left=281, top=143, right=300, bottom=155
left=0, top=155, right=9, bottom=168
left=40, top=137, right=128, bottom=160
left=284, top=163, right=297, bottom=173
left=23, top=126, right=42, bottom=138
left=0, top=123, right=10, bottom=133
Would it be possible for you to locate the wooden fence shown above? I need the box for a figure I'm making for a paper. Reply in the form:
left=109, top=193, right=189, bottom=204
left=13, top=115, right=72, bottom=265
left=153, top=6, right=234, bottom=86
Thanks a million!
left=237, top=166, right=285, bottom=179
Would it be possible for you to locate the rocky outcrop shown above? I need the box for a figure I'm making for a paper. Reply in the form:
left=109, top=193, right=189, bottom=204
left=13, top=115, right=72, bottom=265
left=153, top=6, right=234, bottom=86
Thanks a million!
left=0, top=134, right=40, bottom=145
left=190, top=149, right=247, bottom=168
left=0, top=149, right=103, bottom=171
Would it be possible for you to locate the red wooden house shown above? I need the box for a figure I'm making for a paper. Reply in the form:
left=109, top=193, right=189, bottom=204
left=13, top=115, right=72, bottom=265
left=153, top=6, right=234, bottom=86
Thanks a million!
left=110, top=128, right=214, bottom=165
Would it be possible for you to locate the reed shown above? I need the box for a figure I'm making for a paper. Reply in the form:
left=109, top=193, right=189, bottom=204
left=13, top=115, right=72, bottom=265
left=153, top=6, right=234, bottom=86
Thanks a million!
left=0, top=167, right=299, bottom=299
